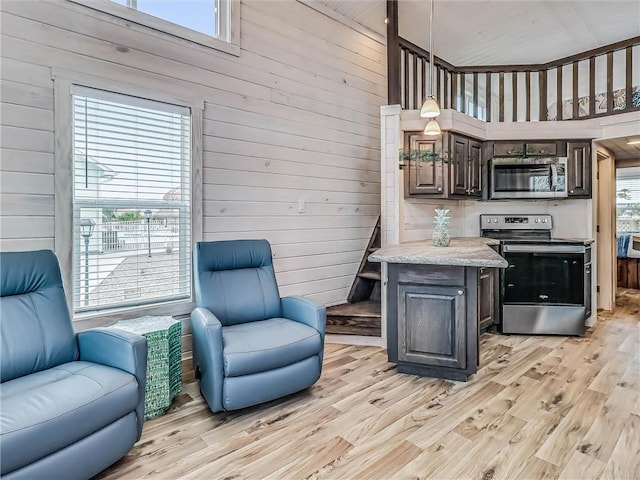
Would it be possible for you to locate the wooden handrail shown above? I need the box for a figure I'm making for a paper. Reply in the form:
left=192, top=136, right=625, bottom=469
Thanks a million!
left=396, top=35, right=640, bottom=122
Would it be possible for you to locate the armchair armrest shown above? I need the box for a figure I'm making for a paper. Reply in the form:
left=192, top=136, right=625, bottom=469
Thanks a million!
left=190, top=307, right=225, bottom=413
left=77, top=328, right=147, bottom=440
left=281, top=296, right=326, bottom=336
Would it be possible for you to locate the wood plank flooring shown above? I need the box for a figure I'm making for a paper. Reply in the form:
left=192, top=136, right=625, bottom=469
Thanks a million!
left=96, top=289, right=640, bottom=480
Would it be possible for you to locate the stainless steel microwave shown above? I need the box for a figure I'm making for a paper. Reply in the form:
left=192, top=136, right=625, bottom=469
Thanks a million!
left=489, top=157, right=568, bottom=199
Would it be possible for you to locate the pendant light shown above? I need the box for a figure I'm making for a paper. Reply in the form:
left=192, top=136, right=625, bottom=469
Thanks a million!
left=421, top=0, right=441, bottom=135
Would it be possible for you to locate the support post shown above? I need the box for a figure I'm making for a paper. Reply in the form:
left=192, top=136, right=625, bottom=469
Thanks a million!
left=387, top=0, right=400, bottom=105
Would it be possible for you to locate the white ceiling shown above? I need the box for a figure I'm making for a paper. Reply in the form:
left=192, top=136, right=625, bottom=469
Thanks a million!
left=315, top=0, right=640, bottom=161
left=316, top=0, right=640, bottom=66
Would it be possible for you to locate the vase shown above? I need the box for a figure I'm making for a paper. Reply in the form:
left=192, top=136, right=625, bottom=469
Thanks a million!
left=432, top=225, right=451, bottom=247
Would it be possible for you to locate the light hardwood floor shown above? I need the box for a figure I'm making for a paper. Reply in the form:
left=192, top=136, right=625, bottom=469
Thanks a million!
left=97, top=290, right=640, bottom=480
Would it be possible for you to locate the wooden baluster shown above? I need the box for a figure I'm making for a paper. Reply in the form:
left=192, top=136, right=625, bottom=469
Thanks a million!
left=539, top=70, right=547, bottom=121
left=452, top=72, right=458, bottom=111
left=589, top=56, right=596, bottom=116
left=473, top=72, right=479, bottom=118
left=499, top=72, right=505, bottom=122
left=486, top=72, right=492, bottom=122
left=412, top=52, right=418, bottom=110
left=606, top=52, right=614, bottom=113
left=625, top=46, right=632, bottom=111
left=572, top=62, right=579, bottom=119
left=525, top=71, right=531, bottom=121
left=512, top=72, right=518, bottom=121
left=557, top=67, right=563, bottom=121
left=403, top=48, right=410, bottom=109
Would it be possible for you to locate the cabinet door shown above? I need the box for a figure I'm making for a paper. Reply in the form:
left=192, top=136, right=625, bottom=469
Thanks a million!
left=468, top=139, right=483, bottom=197
left=567, top=142, right=591, bottom=197
left=405, top=132, right=444, bottom=196
left=397, top=284, right=466, bottom=369
left=478, top=267, right=495, bottom=331
left=450, top=134, right=469, bottom=196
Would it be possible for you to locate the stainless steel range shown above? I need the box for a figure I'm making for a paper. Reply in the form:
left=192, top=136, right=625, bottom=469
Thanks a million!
left=480, top=214, right=591, bottom=336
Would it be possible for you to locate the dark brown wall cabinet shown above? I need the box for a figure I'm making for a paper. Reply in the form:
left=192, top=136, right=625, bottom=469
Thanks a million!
left=403, top=132, right=445, bottom=196
left=404, top=131, right=482, bottom=198
left=567, top=142, right=592, bottom=197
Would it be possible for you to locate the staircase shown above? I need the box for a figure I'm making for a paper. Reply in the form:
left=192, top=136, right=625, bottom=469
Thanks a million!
left=326, top=217, right=381, bottom=336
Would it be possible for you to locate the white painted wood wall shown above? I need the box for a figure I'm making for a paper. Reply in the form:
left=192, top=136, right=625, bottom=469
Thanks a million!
left=0, top=0, right=386, bottom=306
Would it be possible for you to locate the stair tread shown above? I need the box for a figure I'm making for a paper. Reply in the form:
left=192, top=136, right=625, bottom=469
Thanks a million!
left=357, top=272, right=381, bottom=280
left=327, top=300, right=381, bottom=318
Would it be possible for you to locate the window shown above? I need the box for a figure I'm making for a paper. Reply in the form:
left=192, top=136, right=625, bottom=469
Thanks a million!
left=70, top=0, right=238, bottom=55
left=72, top=86, right=192, bottom=313
left=616, top=167, right=640, bottom=234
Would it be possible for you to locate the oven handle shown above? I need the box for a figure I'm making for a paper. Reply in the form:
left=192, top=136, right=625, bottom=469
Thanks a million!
left=503, top=244, right=585, bottom=254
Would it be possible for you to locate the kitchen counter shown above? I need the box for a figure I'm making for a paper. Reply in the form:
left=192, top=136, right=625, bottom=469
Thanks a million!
left=374, top=237, right=508, bottom=382
left=368, top=237, right=508, bottom=268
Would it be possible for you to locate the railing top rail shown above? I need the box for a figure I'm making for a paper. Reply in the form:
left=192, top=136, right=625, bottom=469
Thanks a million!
left=399, top=35, right=640, bottom=74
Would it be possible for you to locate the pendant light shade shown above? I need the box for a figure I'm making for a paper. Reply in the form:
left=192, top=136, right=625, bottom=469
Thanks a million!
left=420, top=95, right=440, bottom=118
left=423, top=118, right=442, bottom=136
left=419, top=0, right=441, bottom=133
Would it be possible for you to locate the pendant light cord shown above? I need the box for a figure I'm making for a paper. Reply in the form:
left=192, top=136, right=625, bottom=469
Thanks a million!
left=429, top=0, right=435, bottom=98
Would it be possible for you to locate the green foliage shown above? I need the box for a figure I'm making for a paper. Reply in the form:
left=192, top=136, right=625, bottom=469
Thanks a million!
left=101, top=208, right=117, bottom=221
left=116, top=211, right=142, bottom=221
left=399, top=148, right=447, bottom=165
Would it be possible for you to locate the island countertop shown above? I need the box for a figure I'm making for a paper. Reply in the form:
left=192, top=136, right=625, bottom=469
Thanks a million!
left=368, top=237, right=508, bottom=268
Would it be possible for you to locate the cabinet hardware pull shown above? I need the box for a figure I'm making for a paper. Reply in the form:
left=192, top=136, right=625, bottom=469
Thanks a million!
left=437, top=187, right=442, bottom=192
left=457, top=290, right=464, bottom=295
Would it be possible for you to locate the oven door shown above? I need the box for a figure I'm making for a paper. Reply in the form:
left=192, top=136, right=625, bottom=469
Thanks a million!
left=490, top=158, right=567, bottom=199
left=502, top=244, right=585, bottom=304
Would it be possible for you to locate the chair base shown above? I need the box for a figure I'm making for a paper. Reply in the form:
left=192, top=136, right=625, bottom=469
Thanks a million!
left=202, top=355, right=322, bottom=413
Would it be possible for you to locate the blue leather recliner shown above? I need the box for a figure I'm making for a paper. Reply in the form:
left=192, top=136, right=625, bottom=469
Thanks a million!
left=0, top=250, right=147, bottom=480
left=191, top=239, right=326, bottom=413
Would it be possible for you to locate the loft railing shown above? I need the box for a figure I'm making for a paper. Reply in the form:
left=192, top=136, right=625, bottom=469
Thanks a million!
left=394, top=35, right=640, bottom=122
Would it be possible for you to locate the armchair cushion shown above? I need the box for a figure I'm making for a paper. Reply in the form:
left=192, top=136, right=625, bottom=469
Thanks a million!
left=222, top=318, right=321, bottom=377
left=194, top=240, right=282, bottom=325
left=0, top=250, right=77, bottom=383
left=0, top=361, right=138, bottom=475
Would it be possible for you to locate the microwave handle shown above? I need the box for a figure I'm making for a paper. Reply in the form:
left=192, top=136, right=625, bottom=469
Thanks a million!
left=550, top=163, right=558, bottom=191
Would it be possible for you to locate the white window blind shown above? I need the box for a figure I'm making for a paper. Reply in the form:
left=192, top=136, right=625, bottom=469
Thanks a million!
left=616, top=167, right=640, bottom=234
left=72, top=86, right=192, bottom=313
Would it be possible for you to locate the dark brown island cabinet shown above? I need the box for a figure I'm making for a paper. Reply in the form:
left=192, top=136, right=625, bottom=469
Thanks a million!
left=369, top=239, right=507, bottom=382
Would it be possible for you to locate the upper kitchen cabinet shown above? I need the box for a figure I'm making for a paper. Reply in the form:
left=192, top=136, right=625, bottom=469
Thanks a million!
left=567, top=142, right=592, bottom=198
left=404, top=131, right=445, bottom=196
left=450, top=133, right=482, bottom=198
left=405, top=131, right=483, bottom=199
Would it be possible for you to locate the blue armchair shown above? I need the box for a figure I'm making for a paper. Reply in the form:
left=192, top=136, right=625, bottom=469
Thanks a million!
left=191, top=239, right=326, bottom=413
left=0, top=250, right=147, bottom=480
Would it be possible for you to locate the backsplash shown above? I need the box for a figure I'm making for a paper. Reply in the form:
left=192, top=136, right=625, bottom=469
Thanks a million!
left=401, top=198, right=593, bottom=241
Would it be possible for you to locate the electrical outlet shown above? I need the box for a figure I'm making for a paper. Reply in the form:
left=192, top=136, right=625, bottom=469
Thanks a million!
left=297, top=198, right=306, bottom=213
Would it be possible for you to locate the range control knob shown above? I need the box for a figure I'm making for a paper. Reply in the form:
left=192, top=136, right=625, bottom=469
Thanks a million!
left=493, top=217, right=499, bottom=223
left=542, top=218, right=548, bottom=223
left=535, top=218, right=540, bottom=223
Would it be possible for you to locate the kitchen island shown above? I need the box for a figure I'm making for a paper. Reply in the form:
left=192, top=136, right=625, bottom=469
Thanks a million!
left=369, top=238, right=508, bottom=381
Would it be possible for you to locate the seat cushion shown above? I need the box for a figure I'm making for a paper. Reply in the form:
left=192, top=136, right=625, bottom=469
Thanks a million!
left=0, top=361, right=139, bottom=475
left=222, top=318, right=321, bottom=377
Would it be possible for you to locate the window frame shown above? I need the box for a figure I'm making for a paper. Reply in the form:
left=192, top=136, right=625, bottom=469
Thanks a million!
left=68, top=0, right=240, bottom=57
left=52, top=69, right=203, bottom=324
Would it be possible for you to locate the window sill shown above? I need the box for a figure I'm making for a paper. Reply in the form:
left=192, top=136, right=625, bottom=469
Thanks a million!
left=73, top=298, right=194, bottom=331
left=68, top=0, right=240, bottom=57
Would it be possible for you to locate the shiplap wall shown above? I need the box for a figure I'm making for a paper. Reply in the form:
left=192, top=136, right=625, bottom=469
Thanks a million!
left=0, top=0, right=386, bottom=307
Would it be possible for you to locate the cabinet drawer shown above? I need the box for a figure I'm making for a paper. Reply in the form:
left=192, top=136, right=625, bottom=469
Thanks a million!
left=493, top=143, right=524, bottom=156
left=526, top=143, right=557, bottom=156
